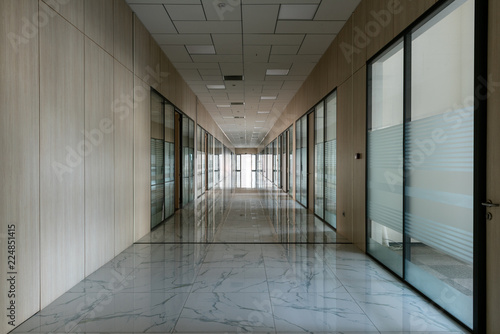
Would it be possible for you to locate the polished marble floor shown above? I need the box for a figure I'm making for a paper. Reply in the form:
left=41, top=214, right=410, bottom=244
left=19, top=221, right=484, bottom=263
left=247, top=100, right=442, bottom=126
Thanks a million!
left=11, top=176, right=469, bottom=333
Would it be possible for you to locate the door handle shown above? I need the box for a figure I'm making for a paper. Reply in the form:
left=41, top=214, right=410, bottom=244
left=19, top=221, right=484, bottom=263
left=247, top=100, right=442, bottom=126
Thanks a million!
left=481, top=200, right=500, bottom=207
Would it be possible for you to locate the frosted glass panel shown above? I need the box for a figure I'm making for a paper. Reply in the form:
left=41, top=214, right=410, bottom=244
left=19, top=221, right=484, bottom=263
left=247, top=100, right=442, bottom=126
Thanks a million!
left=367, top=40, right=404, bottom=276
left=406, top=0, right=474, bottom=327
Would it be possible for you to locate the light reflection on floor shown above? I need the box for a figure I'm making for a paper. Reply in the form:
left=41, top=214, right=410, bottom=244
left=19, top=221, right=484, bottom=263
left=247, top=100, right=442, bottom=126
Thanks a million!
left=11, top=174, right=468, bottom=333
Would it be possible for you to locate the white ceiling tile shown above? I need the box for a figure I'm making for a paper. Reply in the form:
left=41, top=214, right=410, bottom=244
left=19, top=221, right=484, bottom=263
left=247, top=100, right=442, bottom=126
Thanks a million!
left=244, top=45, right=271, bottom=63
left=275, top=20, right=345, bottom=34
left=244, top=34, right=305, bottom=46
left=160, top=45, right=192, bottom=62
left=178, top=69, right=203, bottom=81
left=129, top=5, right=177, bottom=34
left=314, top=0, right=361, bottom=20
left=164, top=5, right=206, bottom=20
left=278, top=4, right=318, bottom=20
left=269, top=54, right=321, bottom=63
left=242, top=5, right=279, bottom=33
left=220, top=63, right=244, bottom=75
left=153, top=34, right=212, bottom=45
left=212, top=34, right=242, bottom=55
left=202, top=75, right=224, bottom=81
left=189, top=84, right=209, bottom=92
left=271, top=45, right=300, bottom=55
left=198, top=69, right=222, bottom=76
left=190, top=54, right=242, bottom=63
left=173, top=62, right=220, bottom=69
left=201, top=0, right=241, bottom=21
left=174, top=21, right=241, bottom=33
left=298, top=34, right=335, bottom=55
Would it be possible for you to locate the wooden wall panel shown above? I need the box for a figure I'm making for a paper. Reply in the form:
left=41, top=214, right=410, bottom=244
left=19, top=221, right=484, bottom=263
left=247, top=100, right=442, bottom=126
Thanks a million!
left=134, top=16, right=151, bottom=82
left=487, top=0, right=500, bottom=331
left=134, top=77, right=151, bottom=241
left=148, top=36, right=161, bottom=87
left=0, top=1, right=40, bottom=332
left=336, top=77, right=353, bottom=241
left=114, top=0, right=133, bottom=71
left=352, top=66, right=367, bottom=251
left=366, top=0, right=396, bottom=60
left=114, top=60, right=135, bottom=255
left=84, top=38, right=115, bottom=275
left=39, top=1, right=85, bottom=308
left=42, top=0, right=84, bottom=31
left=337, top=16, right=353, bottom=85
left=85, top=0, right=113, bottom=55
left=160, top=51, right=172, bottom=100
left=317, top=53, right=329, bottom=98
left=326, top=41, right=338, bottom=92
left=393, top=0, right=436, bottom=36
left=352, top=0, right=367, bottom=72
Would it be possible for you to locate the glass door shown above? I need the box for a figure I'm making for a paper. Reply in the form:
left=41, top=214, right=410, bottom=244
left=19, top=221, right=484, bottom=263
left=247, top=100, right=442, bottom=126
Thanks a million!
left=367, top=0, right=481, bottom=329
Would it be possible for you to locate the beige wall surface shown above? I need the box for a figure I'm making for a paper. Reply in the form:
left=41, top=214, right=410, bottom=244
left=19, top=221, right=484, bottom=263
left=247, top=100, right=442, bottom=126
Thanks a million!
left=0, top=0, right=233, bottom=332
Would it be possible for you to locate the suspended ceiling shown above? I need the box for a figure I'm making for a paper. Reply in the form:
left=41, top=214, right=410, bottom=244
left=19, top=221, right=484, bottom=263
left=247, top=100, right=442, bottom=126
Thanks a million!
left=126, top=0, right=361, bottom=148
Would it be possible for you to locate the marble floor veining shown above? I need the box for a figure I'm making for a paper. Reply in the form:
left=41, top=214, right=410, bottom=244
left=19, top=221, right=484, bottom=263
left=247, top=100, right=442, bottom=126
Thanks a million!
left=11, top=177, right=469, bottom=333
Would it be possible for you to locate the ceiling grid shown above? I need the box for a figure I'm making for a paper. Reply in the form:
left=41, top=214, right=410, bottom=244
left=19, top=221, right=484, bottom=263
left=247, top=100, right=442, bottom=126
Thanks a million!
left=126, top=0, right=360, bottom=147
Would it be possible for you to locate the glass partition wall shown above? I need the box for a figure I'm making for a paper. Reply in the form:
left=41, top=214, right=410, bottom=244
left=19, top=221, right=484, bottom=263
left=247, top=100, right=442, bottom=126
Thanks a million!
left=150, top=90, right=175, bottom=228
left=367, top=0, right=480, bottom=329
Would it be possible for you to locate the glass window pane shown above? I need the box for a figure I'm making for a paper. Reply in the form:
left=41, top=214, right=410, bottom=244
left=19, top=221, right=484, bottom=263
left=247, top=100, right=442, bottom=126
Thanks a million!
left=406, top=0, right=474, bottom=327
left=325, top=91, right=337, bottom=228
left=315, top=102, right=324, bottom=219
left=367, top=40, right=404, bottom=276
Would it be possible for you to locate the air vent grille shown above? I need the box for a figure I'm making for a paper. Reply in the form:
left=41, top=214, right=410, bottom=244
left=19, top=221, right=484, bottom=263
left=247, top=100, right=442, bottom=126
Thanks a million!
left=224, top=75, right=244, bottom=81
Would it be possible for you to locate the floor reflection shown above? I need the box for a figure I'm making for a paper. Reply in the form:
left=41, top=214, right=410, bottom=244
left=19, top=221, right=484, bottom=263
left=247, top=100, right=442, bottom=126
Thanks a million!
left=138, top=172, right=347, bottom=244
left=11, top=172, right=468, bottom=333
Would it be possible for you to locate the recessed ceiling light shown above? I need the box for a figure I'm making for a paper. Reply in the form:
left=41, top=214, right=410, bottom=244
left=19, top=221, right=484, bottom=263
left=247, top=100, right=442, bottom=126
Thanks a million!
left=255, top=120, right=265, bottom=123
left=217, top=104, right=231, bottom=108
left=186, top=45, right=215, bottom=55
left=222, top=116, right=234, bottom=119
left=266, top=69, right=289, bottom=76
left=278, top=4, right=318, bottom=20
left=257, top=111, right=270, bottom=114
left=254, top=126, right=262, bottom=129
left=260, top=96, right=276, bottom=100
left=207, top=84, right=226, bottom=89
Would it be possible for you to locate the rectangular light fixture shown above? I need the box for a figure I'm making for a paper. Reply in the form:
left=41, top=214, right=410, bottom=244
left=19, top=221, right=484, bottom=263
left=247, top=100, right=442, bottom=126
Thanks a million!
left=255, top=120, right=265, bottom=123
left=217, top=104, right=231, bottom=108
left=266, top=69, right=289, bottom=76
left=278, top=4, right=318, bottom=20
left=207, top=84, right=226, bottom=89
left=260, top=96, right=276, bottom=100
left=254, top=126, right=262, bottom=129
left=257, top=111, right=270, bottom=114
left=222, top=116, right=234, bottom=119
left=186, top=45, right=216, bottom=55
